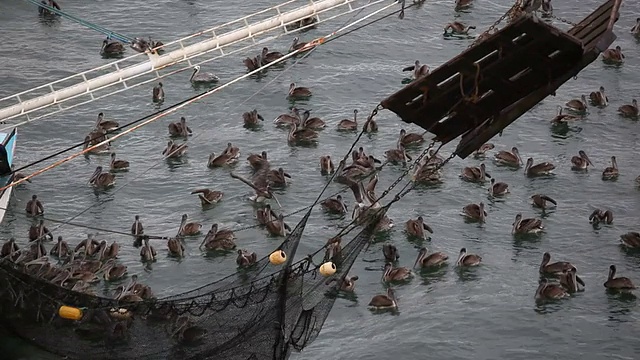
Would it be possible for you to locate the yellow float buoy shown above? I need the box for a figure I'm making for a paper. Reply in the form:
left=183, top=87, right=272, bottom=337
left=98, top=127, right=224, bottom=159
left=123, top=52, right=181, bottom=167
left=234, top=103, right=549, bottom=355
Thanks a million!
left=319, top=262, right=336, bottom=277
left=269, top=250, right=287, bottom=265
left=58, top=305, right=83, bottom=321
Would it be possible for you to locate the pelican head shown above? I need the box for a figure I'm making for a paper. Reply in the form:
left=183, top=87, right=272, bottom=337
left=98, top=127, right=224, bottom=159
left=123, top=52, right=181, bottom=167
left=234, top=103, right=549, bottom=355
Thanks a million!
left=456, top=247, right=468, bottom=266
left=512, top=213, right=523, bottom=234
left=413, top=247, right=428, bottom=268
left=578, top=150, right=593, bottom=166
left=89, top=166, right=103, bottom=184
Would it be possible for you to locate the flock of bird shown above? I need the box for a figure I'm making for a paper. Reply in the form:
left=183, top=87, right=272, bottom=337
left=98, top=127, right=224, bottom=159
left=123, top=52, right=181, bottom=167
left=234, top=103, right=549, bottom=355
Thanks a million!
left=6, top=1, right=640, bottom=314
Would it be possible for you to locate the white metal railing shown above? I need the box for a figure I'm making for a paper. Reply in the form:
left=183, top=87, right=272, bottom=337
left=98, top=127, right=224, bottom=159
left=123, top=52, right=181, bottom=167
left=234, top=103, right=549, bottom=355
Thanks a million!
left=0, top=0, right=393, bottom=127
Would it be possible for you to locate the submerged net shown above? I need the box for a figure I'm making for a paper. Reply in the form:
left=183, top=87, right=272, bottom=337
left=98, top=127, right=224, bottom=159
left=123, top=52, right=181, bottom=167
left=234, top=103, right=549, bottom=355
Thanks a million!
left=0, top=205, right=386, bottom=360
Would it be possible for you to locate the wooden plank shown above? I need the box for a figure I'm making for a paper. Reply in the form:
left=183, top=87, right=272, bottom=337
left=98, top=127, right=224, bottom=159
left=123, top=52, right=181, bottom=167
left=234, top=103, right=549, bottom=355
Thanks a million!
left=568, top=0, right=614, bottom=37
left=581, top=13, right=615, bottom=49
left=454, top=50, right=600, bottom=158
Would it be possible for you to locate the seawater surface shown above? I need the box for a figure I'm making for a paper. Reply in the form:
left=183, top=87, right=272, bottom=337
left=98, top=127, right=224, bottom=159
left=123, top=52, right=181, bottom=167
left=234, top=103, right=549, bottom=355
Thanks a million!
left=1, top=0, right=640, bottom=359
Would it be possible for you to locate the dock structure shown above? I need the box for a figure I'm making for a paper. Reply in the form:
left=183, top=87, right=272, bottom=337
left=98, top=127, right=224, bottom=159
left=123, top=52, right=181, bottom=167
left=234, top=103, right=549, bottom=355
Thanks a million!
left=381, top=0, right=622, bottom=159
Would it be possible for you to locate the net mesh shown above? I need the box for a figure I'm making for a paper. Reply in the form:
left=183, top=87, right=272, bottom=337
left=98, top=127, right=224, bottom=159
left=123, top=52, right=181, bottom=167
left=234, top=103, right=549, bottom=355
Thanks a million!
left=0, top=206, right=386, bottom=360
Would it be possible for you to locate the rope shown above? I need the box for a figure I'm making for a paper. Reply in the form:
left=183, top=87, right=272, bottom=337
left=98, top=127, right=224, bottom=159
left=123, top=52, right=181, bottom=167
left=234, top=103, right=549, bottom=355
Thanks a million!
left=26, top=0, right=133, bottom=43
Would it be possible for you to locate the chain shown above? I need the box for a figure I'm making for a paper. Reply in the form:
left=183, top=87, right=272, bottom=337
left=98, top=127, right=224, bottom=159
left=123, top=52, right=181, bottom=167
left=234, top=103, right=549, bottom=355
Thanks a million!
left=549, top=14, right=578, bottom=27
left=376, top=139, right=436, bottom=201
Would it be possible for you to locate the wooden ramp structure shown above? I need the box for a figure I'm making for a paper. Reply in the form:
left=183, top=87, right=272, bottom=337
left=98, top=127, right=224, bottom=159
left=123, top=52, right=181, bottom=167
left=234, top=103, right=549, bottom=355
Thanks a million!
left=381, top=0, right=622, bottom=159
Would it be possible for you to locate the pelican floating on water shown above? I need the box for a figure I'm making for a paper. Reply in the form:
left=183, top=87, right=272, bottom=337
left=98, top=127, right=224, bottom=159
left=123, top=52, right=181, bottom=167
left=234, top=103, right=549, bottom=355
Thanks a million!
left=89, top=166, right=115, bottom=188
left=525, top=157, right=555, bottom=177
left=589, top=209, right=613, bottom=225
left=570, top=150, right=593, bottom=170
left=604, top=265, right=635, bottom=291
left=494, top=147, right=522, bottom=167
left=602, top=156, right=619, bottom=180
left=512, top=213, right=543, bottom=234
left=190, top=65, right=219, bottom=84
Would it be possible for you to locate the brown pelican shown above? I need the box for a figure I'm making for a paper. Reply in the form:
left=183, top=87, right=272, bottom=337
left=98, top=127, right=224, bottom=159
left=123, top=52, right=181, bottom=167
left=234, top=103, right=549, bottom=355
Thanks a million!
left=488, top=178, right=509, bottom=196
left=456, top=248, right=482, bottom=267
left=229, top=171, right=281, bottom=206
left=256, top=204, right=278, bottom=226
left=102, top=259, right=127, bottom=281
left=494, top=146, right=522, bottom=167
left=383, top=243, right=399, bottom=262
left=178, top=214, right=202, bottom=236
left=618, top=99, right=638, bottom=118
left=604, top=265, right=635, bottom=291
left=300, top=110, right=325, bottom=130
left=191, top=188, right=223, bottom=206
left=402, top=60, right=430, bottom=80
left=50, top=236, right=69, bottom=258
left=413, top=247, right=448, bottom=268
left=97, top=240, right=119, bottom=261
left=602, top=156, right=619, bottom=180
left=560, top=267, right=583, bottom=293
left=199, top=224, right=236, bottom=251
left=531, top=194, right=557, bottom=209
left=541, top=0, right=553, bottom=16
left=340, top=275, right=359, bottom=292
left=473, top=143, right=495, bottom=158
left=74, top=234, right=101, bottom=257
left=167, top=237, right=185, bottom=257
left=525, top=158, right=555, bottom=177
left=208, top=152, right=236, bottom=168
left=247, top=151, right=268, bottom=170
left=455, top=0, right=473, bottom=9
left=337, top=109, right=358, bottom=131
left=110, top=153, right=130, bottom=171
left=131, top=215, right=144, bottom=237
left=260, top=47, right=284, bottom=65
left=89, top=166, right=116, bottom=188
left=95, top=112, right=119, bottom=132
left=399, top=128, right=425, bottom=147
left=273, top=107, right=301, bottom=126
left=535, top=278, right=569, bottom=301
left=152, top=82, right=164, bottom=103
left=320, top=155, right=335, bottom=175
left=405, top=216, right=433, bottom=239
left=25, top=194, right=44, bottom=216
left=243, top=109, right=264, bottom=127
left=190, top=65, right=219, bottom=84
left=589, top=86, right=608, bottom=107
left=265, top=213, right=290, bottom=237
left=368, top=287, right=397, bottom=310
left=539, top=252, right=578, bottom=276
left=620, top=232, right=640, bottom=249
left=267, top=168, right=291, bottom=187
left=168, top=117, right=192, bottom=137
left=243, top=54, right=262, bottom=71
left=512, top=213, right=544, bottom=234
left=100, top=39, right=125, bottom=56
left=28, top=219, right=53, bottom=241
left=632, top=18, right=640, bottom=36
left=236, top=249, right=258, bottom=267
left=287, top=82, right=312, bottom=99
left=289, top=37, right=308, bottom=52
left=565, top=95, right=588, bottom=113
left=461, top=163, right=490, bottom=182
left=462, top=202, right=487, bottom=222
left=83, top=135, right=111, bottom=154
left=382, top=262, right=412, bottom=282
left=363, top=116, right=378, bottom=133
left=325, top=236, right=342, bottom=262
left=162, top=140, right=188, bottom=158
left=321, top=195, right=347, bottom=215
left=601, top=45, right=624, bottom=64
left=570, top=150, right=593, bottom=170
left=443, top=21, right=476, bottom=35
left=0, top=238, right=19, bottom=259
left=385, top=143, right=412, bottom=164
left=550, top=105, right=580, bottom=124
left=589, top=209, right=613, bottom=225
left=287, top=122, right=318, bottom=144
left=139, top=237, right=157, bottom=262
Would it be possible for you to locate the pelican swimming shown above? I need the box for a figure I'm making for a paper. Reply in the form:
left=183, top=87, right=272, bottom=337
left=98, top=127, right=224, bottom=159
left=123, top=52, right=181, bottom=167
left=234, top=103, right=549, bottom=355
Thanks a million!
left=287, top=82, right=312, bottom=99
left=402, top=60, right=430, bottom=80
left=139, top=237, right=157, bottom=262
left=229, top=171, right=281, bottom=206
left=131, top=215, right=144, bottom=238
left=152, top=82, right=164, bottom=103
left=632, top=18, right=640, bottom=36
left=208, top=152, right=236, bottom=168
left=368, top=287, right=397, bottom=310
left=462, top=202, right=487, bottom=222
left=168, top=117, right=192, bottom=137
left=256, top=204, right=278, bottom=226
left=300, top=110, right=326, bottom=130
left=602, top=156, right=619, bottom=180
left=565, top=95, right=588, bottom=113
left=539, top=252, right=580, bottom=277
left=405, top=216, right=433, bottom=240
left=618, top=99, right=638, bottom=118
left=456, top=248, right=482, bottom=267
left=102, top=259, right=127, bottom=281
left=604, top=264, right=635, bottom=291
left=383, top=243, right=399, bottom=262
left=243, top=54, right=262, bottom=71
left=321, top=195, right=347, bottom=215
left=273, top=107, right=301, bottom=126
left=162, top=140, right=188, bottom=158
left=363, top=115, right=378, bottom=133
left=243, top=109, right=264, bottom=127
left=530, top=194, right=557, bottom=209
left=473, top=143, right=495, bottom=158
left=601, top=45, right=624, bottom=64
left=247, top=151, right=269, bottom=171
left=25, top=194, right=44, bottom=216
left=488, top=178, right=509, bottom=196
left=320, top=155, right=335, bottom=175
left=461, top=163, right=490, bottom=183
left=455, top=0, right=473, bottom=9
left=512, top=213, right=544, bottom=234
left=525, top=157, right=555, bottom=177
left=570, top=150, right=593, bottom=170
left=260, top=47, right=284, bottom=64
left=100, top=39, right=125, bottom=56
left=265, top=213, right=290, bottom=237
left=289, top=37, right=308, bottom=52
left=589, top=86, right=608, bottom=106
left=178, top=214, right=202, bottom=236
left=110, top=152, right=130, bottom=171
left=190, top=65, right=219, bottom=84
left=340, top=275, right=359, bottom=292
left=494, top=146, right=522, bottom=167
left=199, top=224, right=236, bottom=251
left=95, top=112, right=119, bottom=132
left=28, top=219, right=52, bottom=242
left=619, top=232, right=640, bottom=249
left=89, top=166, right=115, bottom=188
left=236, top=249, right=258, bottom=268
left=385, top=143, right=412, bottom=165
left=191, top=188, right=223, bottom=206
left=267, top=168, right=291, bottom=187
left=0, top=238, right=19, bottom=259
left=560, top=267, right=583, bottom=293
left=382, top=262, right=412, bottom=282
left=443, top=21, right=476, bottom=35
left=287, top=122, right=318, bottom=144
left=337, top=109, right=358, bottom=131
left=413, top=247, right=448, bottom=268
left=50, top=236, right=69, bottom=258
left=589, top=209, right=613, bottom=225
left=83, top=135, right=111, bottom=154
left=167, top=237, right=185, bottom=257
left=535, top=278, right=569, bottom=301
left=399, top=129, right=425, bottom=147
left=541, top=0, right=553, bottom=16
left=550, top=105, right=580, bottom=124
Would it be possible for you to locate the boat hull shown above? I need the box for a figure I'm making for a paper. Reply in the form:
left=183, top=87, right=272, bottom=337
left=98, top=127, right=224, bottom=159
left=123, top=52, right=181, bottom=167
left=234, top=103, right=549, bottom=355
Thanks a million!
left=0, top=128, right=17, bottom=224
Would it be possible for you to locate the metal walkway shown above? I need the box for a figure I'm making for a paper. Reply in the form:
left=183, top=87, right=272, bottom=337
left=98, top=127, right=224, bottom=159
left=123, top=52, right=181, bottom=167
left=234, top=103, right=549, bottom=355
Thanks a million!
left=0, top=0, right=393, bottom=126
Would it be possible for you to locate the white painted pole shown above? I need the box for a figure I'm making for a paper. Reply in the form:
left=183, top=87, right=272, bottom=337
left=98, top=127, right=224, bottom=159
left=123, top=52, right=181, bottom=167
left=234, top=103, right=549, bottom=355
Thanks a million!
left=0, top=0, right=351, bottom=122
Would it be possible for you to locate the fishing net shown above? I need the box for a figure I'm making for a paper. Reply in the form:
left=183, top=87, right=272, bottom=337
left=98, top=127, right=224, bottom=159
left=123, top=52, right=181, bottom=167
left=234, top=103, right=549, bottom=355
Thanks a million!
left=0, top=205, right=386, bottom=360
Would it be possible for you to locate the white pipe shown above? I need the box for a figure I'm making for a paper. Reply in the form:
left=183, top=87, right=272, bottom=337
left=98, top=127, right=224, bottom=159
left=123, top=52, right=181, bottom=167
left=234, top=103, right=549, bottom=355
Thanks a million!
left=0, top=0, right=351, bottom=122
